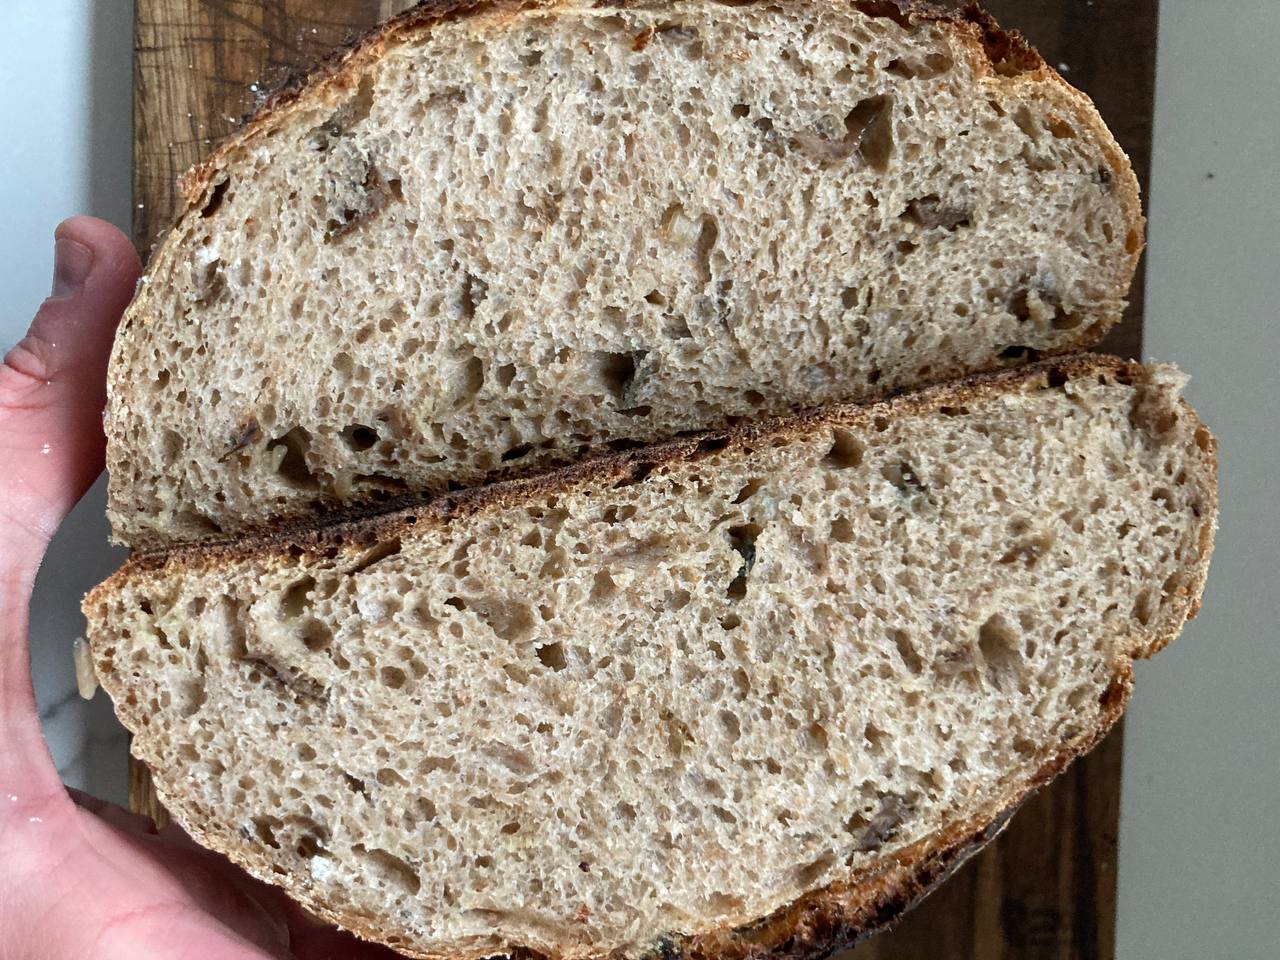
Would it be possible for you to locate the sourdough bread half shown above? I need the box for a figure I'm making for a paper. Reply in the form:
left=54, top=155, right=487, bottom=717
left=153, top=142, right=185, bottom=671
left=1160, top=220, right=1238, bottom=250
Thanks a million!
left=106, top=0, right=1142, bottom=549
left=85, top=357, right=1215, bottom=960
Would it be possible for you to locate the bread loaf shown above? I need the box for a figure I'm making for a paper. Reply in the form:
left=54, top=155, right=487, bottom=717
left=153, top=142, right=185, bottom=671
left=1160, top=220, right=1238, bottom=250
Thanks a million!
left=85, top=357, right=1215, bottom=960
left=105, top=0, right=1142, bottom=549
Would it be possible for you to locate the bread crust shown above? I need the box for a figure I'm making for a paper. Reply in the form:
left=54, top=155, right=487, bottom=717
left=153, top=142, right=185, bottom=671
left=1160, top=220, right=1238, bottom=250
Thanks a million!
left=112, top=0, right=1146, bottom=549
left=86, top=353, right=1217, bottom=960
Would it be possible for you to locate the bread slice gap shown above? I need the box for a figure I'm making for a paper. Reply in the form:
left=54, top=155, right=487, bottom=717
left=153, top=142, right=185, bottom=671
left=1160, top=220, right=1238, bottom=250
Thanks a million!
left=107, top=0, right=1142, bottom=548
left=86, top=357, right=1215, bottom=960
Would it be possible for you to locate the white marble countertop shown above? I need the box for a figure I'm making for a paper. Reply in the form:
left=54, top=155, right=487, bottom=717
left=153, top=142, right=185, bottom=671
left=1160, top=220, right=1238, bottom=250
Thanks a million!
left=2, top=1, right=1277, bottom=955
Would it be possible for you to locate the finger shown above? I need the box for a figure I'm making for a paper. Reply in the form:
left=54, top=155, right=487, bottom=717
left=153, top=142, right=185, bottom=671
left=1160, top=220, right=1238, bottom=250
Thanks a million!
left=68, top=786, right=160, bottom=834
left=287, top=920, right=408, bottom=960
left=0, top=217, right=139, bottom=770
left=140, top=820, right=400, bottom=959
left=0, top=216, right=141, bottom=553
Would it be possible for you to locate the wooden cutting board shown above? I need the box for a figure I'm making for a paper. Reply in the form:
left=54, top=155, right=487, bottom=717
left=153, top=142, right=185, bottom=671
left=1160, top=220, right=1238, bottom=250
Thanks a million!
left=130, top=3, right=1157, bottom=957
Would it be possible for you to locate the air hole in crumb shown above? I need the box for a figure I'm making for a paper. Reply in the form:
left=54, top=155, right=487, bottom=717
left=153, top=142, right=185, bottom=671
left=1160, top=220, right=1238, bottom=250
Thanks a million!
left=1047, top=116, right=1076, bottom=139
left=460, top=272, right=488, bottom=320
left=726, top=523, right=760, bottom=600
left=536, top=642, right=567, bottom=671
left=1132, top=590, right=1156, bottom=626
left=602, top=503, right=638, bottom=524
left=302, top=620, right=333, bottom=653
left=340, top=424, right=379, bottom=452
left=252, top=816, right=282, bottom=849
left=377, top=767, right=409, bottom=788
left=282, top=577, right=315, bottom=619
left=850, top=95, right=893, bottom=170
left=201, top=178, right=231, bottom=218
left=978, top=613, right=1020, bottom=678
left=590, top=570, right=617, bottom=602
left=719, top=710, right=741, bottom=741
left=381, top=666, right=407, bottom=690
left=999, top=345, right=1031, bottom=362
left=892, top=629, right=925, bottom=674
left=475, top=598, right=536, bottom=642
left=697, top=435, right=729, bottom=455
left=823, top=429, right=864, bottom=469
left=806, top=721, right=829, bottom=751
left=501, top=444, right=534, bottom=462
left=902, top=194, right=971, bottom=231
left=267, top=427, right=317, bottom=488
left=596, top=350, right=644, bottom=404
left=830, top=516, right=856, bottom=543
left=355, top=845, right=421, bottom=895
left=734, top=478, right=765, bottom=503
left=348, top=538, right=402, bottom=576
left=615, top=461, right=657, bottom=488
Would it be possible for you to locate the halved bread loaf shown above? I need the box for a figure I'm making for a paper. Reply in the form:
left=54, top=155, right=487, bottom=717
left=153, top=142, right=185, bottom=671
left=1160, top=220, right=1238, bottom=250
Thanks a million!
left=85, top=357, right=1215, bottom=960
left=107, top=0, right=1142, bottom=549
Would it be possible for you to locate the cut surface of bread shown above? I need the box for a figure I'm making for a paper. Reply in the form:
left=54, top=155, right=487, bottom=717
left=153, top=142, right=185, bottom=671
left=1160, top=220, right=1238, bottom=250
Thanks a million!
left=85, top=358, right=1215, bottom=960
left=107, top=0, right=1142, bottom=548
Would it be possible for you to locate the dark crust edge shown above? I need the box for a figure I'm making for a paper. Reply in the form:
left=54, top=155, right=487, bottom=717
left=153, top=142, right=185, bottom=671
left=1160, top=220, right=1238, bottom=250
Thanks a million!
left=663, top=665, right=1133, bottom=960
left=106, top=354, right=1166, bottom=576
left=87, top=353, right=1218, bottom=960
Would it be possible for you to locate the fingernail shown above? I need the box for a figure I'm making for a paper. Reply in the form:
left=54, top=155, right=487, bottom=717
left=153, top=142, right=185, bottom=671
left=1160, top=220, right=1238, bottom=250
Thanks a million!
left=52, top=237, right=94, bottom=298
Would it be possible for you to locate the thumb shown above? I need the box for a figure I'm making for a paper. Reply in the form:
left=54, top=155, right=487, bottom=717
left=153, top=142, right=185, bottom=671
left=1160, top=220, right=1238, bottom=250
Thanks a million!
left=0, top=217, right=141, bottom=555
left=0, top=218, right=139, bottom=758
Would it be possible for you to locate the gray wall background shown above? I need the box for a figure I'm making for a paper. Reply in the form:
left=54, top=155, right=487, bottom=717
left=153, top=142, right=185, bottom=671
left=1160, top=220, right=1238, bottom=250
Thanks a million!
left=0, top=1, right=1275, bottom=956
left=1117, top=3, right=1280, bottom=958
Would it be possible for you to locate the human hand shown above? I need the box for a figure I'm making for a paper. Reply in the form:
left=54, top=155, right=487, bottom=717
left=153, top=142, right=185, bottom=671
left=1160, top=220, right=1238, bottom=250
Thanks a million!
left=0, top=218, right=400, bottom=959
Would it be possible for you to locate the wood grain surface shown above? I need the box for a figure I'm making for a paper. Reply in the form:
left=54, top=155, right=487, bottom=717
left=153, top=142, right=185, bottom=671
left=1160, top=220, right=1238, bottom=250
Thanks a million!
left=129, top=2, right=1157, bottom=957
